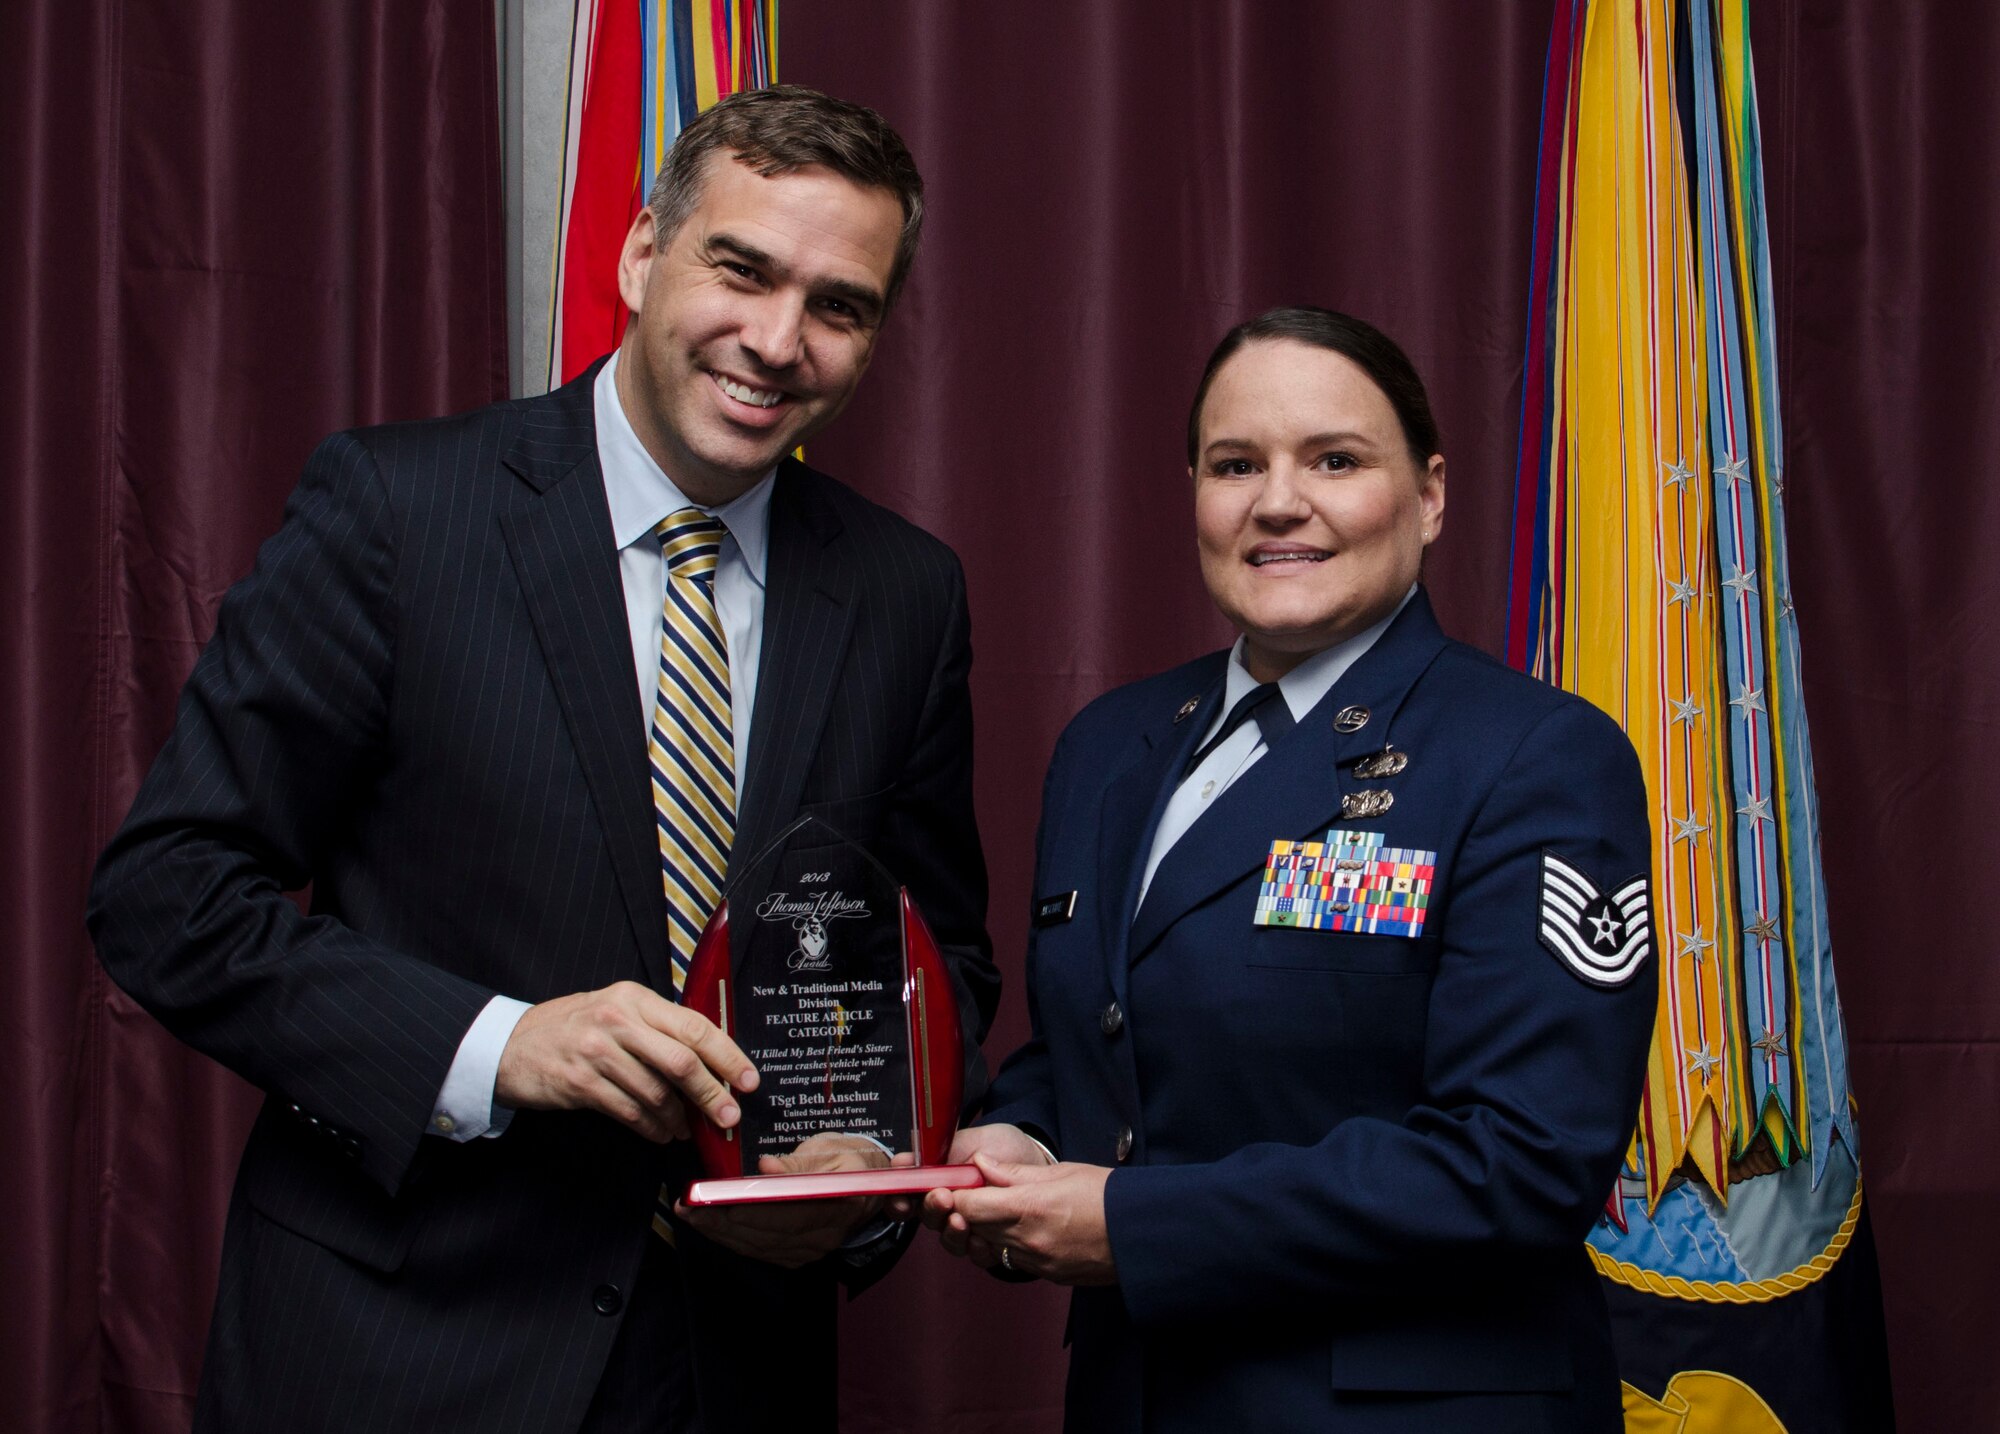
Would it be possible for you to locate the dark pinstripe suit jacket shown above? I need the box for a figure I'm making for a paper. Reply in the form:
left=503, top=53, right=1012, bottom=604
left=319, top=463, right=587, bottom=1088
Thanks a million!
left=88, top=368, right=998, bottom=1433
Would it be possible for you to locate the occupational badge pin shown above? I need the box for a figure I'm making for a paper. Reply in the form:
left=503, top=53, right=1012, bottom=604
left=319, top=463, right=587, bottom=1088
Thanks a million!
left=1341, top=789, right=1394, bottom=818
left=1537, top=851, right=1651, bottom=987
left=1352, top=748, right=1408, bottom=779
left=1332, top=705, right=1371, bottom=733
left=1173, top=696, right=1201, bottom=724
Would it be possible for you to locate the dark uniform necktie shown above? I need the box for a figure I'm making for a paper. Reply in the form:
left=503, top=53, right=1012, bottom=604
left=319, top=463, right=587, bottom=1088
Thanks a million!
left=1183, top=682, right=1294, bottom=779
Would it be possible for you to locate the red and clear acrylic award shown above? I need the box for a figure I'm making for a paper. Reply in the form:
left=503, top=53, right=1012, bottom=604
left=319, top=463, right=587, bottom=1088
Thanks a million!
left=679, top=816, right=981, bottom=1206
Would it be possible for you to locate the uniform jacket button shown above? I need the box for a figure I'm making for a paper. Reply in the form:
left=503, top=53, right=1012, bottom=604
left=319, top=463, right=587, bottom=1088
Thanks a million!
left=1099, top=1001, right=1124, bottom=1037
left=1114, top=1125, right=1134, bottom=1163
left=592, top=1284, right=623, bottom=1316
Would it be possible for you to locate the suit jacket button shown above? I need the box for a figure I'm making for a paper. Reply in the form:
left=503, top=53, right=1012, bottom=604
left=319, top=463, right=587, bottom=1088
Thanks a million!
left=1114, top=1125, right=1134, bottom=1163
left=1099, top=1001, right=1123, bottom=1037
left=592, top=1284, right=623, bottom=1316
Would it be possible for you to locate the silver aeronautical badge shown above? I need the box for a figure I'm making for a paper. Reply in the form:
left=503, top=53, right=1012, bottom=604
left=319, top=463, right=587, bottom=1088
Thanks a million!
left=1173, top=696, right=1201, bottom=723
left=1333, top=705, right=1371, bottom=733
left=1341, top=789, right=1395, bottom=818
left=1353, top=748, right=1409, bottom=779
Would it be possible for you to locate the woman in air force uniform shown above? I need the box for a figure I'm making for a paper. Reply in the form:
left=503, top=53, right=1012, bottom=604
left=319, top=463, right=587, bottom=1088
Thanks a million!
left=921, top=308, right=1658, bottom=1433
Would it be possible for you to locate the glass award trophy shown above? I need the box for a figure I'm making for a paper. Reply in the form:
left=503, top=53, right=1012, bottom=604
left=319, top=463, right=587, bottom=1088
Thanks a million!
left=679, top=816, right=982, bottom=1205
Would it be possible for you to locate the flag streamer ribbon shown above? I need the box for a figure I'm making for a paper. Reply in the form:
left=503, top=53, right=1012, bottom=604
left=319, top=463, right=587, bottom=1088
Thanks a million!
left=548, top=0, right=779, bottom=389
left=1508, top=0, right=1855, bottom=1214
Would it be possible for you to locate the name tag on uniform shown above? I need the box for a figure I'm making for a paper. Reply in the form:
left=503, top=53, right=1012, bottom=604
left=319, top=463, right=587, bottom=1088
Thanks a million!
left=1032, top=890, right=1078, bottom=927
left=1252, top=828, right=1438, bottom=938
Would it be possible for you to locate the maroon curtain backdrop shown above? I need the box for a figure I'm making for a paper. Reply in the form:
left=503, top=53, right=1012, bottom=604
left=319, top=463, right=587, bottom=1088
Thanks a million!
left=9, top=1, right=1995, bottom=1432
left=1750, top=3, right=2000, bottom=1428
left=1, top=1, right=506, bottom=1429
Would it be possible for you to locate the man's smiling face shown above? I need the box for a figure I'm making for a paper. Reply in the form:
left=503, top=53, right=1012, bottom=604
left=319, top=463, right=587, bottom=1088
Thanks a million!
left=614, top=153, right=904, bottom=504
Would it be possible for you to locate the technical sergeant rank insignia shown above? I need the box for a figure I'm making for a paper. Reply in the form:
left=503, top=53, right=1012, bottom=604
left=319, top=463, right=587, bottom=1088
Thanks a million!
left=1537, top=851, right=1651, bottom=987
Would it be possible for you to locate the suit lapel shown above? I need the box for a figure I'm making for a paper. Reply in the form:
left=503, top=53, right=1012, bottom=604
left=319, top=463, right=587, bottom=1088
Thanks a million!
left=498, top=372, right=676, bottom=994
left=1127, top=592, right=1452, bottom=963
left=733, top=459, right=856, bottom=869
left=1094, top=665, right=1225, bottom=1006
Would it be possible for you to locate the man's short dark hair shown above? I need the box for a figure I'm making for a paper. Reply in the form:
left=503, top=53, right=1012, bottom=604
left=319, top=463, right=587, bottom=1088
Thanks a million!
left=647, top=84, right=925, bottom=307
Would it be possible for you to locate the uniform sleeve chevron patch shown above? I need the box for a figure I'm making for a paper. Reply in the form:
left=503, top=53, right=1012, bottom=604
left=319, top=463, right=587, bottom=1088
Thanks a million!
left=1537, top=850, right=1651, bottom=988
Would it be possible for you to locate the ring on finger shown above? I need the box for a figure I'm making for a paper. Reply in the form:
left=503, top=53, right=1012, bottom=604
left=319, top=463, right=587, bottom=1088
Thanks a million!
left=999, top=1246, right=1015, bottom=1272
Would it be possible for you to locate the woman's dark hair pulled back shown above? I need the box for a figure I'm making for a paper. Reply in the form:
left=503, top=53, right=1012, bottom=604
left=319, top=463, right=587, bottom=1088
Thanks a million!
left=1186, top=307, right=1440, bottom=468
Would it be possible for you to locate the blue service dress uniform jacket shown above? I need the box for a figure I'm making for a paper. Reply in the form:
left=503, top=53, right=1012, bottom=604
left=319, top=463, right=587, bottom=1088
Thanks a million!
left=982, top=589, right=1656, bottom=1433
left=86, top=367, right=998, bottom=1434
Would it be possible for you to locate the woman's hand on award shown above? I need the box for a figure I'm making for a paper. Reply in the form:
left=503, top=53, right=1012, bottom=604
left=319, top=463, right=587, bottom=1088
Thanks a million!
left=939, top=1155, right=1116, bottom=1287
left=887, top=1122, right=1049, bottom=1226
left=914, top=1127, right=1116, bottom=1284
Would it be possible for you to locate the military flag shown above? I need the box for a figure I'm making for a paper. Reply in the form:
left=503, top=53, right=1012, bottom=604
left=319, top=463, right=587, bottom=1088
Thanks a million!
left=547, top=0, right=778, bottom=388
left=1508, top=1, right=1895, bottom=1428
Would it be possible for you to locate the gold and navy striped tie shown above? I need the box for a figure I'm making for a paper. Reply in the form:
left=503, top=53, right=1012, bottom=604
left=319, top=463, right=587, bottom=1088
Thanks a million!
left=650, top=508, right=735, bottom=993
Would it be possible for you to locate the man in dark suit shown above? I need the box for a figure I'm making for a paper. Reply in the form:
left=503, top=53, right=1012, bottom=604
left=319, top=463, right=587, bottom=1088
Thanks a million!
left=88, top=86, right=995, bottom=1433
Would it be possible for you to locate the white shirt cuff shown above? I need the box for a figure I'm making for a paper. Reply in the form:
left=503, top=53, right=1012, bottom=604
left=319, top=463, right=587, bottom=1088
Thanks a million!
left=1020, top=1129, right=1059, bottom=1166
left=429, top=995, right=532, bottom=1141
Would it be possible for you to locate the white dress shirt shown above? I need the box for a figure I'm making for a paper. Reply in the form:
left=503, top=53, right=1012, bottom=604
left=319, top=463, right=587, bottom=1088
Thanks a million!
left=428, top=353, right=774, bottom=1140
left=1135, top=588, right=1414, bottom=910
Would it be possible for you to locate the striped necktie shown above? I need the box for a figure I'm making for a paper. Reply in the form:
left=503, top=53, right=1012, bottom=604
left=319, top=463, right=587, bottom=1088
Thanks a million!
left=650, top=508, right=735, bottom=994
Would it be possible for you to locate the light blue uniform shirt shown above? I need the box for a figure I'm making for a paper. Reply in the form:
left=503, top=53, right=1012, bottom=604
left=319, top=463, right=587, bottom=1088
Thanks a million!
left=1136, top=588, right=1413, bottom=909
